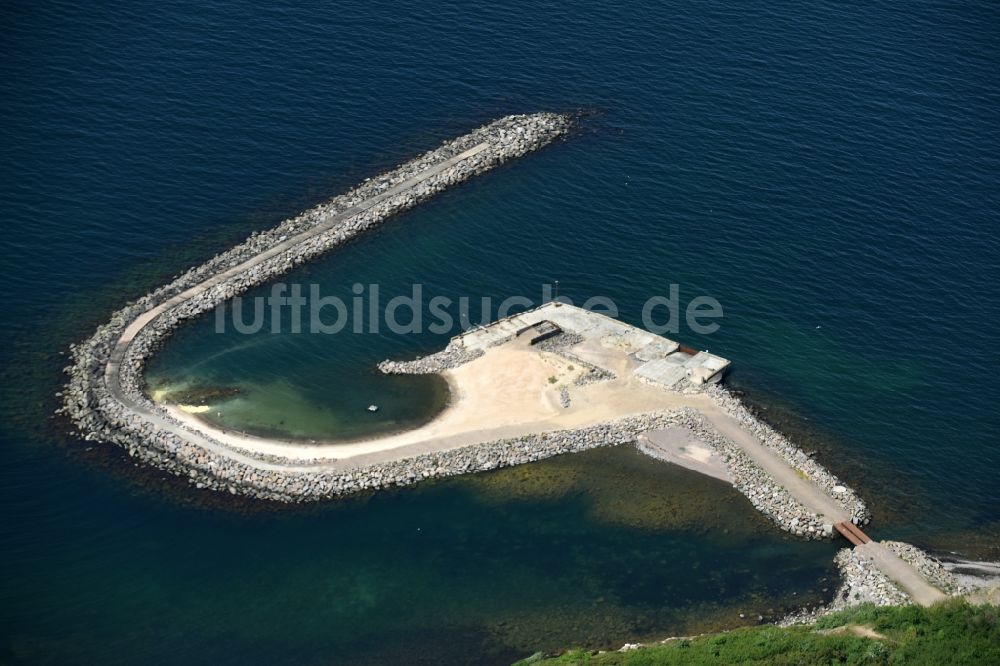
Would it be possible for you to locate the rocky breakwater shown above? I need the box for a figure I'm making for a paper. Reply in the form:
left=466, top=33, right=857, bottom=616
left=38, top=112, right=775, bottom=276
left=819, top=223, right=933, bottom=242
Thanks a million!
left=378, top=329, right=616, bottom=387
left=75, top=391, right=685, bottom=501
left=780, top=547, right=911, bottom=625
left=829, top=547, right=910, bottom=608
left=534, top=331, right=617, bottom=386
left=657, top=408, right=836, bottom=541
left=705, top=385, right=871, bottom=527
left=882, top=541, right=966, bottom=595
left=378, top=341, right=484, bottom=374
left=311, top=411, right=687, bottom=498
left=59, top=113, right=572, bottom=499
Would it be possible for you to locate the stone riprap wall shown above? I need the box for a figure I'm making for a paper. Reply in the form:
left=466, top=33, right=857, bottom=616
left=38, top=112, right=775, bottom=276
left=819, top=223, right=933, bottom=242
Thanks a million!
left=533, top=332, right=617, bottom=386
left=882, top=541, right=966, bottom=595
left=780, top=547, right=911, bottom=625
left=378, top=317, right=617, bottom=387
left=377, top=341, right=485, bottom=374
left=660, top=408, right=835, bottom=540
left=830, top=547, right=911, bottom=607
left=59, top=113, right=571, bottom=498
left=378, top=328, right=865, bottom=541
left=80, top=386, right=684, bottom=501
left=705, top=385, right=871, bottom=526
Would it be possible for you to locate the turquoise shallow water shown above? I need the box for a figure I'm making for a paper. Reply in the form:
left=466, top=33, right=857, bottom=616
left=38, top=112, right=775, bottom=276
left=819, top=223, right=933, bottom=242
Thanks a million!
left=2, top=0, right=999, bottom=663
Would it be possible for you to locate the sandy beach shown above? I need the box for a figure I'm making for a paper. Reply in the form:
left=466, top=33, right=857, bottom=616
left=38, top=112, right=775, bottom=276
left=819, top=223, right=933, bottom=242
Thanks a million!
left=162, top=336, right=702, bottom=466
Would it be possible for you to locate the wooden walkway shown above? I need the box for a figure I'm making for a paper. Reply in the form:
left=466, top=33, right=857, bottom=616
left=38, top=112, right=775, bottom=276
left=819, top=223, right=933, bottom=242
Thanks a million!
left=834, top=521, right=872, bottom=546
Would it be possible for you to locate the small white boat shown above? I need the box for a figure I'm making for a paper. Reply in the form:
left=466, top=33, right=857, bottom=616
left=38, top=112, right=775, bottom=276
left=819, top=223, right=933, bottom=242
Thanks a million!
left=367, top=404, right=379, bottom=413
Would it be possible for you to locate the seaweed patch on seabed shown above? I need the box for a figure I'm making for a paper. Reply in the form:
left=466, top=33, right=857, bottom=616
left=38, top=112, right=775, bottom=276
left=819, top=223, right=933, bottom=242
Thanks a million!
left=464, top=445, right=769, bottom=533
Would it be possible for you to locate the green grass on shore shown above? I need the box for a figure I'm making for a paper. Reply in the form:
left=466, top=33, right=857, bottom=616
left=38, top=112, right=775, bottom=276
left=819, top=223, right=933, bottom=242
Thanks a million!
left=517, top=601, right=999, bottom=665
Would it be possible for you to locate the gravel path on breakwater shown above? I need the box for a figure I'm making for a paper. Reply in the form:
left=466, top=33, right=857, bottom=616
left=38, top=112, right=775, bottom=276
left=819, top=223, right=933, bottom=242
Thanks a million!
left=59, top=112, right=571, bottom=499
left=382, top=329, right=863, bottom=541
left=57, top=107, right=874, bottom=539
left=704, top=384, right=871, bottom=526
left=882, top=541, right=967, bottom=595
left=643, top=407, right=837, bottom=540
left=780, top=548, right=911, bottom=625
left=89, top=403, right=688, bottom=502
left=622, top=541, right=954, bottom=649
left=780, top=541, right=970, bottom=625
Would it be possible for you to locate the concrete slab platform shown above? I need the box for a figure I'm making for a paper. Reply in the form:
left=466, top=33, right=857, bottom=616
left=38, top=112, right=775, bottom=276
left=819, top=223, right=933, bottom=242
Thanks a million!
left=635, top=359, right=689, bottom=388
left=635, top=340, right=680, bottom=362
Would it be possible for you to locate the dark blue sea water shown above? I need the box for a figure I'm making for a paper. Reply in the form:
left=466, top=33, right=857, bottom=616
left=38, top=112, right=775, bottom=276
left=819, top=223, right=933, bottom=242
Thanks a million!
left=2, top=1, right=999, bottom=663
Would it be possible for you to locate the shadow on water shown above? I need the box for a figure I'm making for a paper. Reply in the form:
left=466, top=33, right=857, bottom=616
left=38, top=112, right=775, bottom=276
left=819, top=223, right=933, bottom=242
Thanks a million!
left=2, top=301, right=841, bottom=666
left=2, top=445, right=841, bottom=666
left=3, top=282, right=840, bottom=666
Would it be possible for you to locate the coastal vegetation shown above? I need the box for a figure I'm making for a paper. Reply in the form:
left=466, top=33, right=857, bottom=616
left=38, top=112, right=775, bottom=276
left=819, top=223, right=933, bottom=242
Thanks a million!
left=521, top=601, right=999, bottom=665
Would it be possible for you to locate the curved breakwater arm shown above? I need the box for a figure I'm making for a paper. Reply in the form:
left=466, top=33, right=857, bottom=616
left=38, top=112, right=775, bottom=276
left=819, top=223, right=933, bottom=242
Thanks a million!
left=60, top=112, right=573, bottom=500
